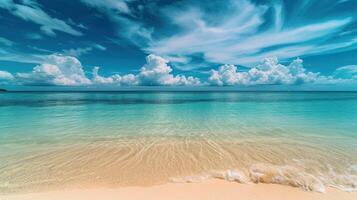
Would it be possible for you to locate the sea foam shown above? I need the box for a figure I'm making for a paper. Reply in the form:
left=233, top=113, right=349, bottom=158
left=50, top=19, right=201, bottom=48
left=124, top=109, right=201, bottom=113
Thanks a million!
left=170, top=163, right=357, bottom=193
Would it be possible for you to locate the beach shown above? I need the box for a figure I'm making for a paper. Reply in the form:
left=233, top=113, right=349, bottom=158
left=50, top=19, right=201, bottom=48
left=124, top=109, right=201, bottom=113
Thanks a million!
left=1, top=0, right=357, bottom=198
left=1, top=92, right=357, bottom=197
left=2, top=180, right=357, bottom=200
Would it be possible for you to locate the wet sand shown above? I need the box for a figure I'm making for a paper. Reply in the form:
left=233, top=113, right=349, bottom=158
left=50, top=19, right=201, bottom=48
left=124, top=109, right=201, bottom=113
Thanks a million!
left=2, top=180, right=357, bottom=200
left=1, top=138, right=357, bottom=194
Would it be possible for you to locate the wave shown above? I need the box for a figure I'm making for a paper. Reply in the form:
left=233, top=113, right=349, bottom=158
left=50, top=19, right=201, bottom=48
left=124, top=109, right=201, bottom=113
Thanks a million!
left=170, top=164, right=357, bottom=193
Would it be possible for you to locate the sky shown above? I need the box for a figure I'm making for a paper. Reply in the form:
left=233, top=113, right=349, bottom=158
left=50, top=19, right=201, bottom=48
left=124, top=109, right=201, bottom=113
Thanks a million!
left=0, top=0, right=356, bottom=90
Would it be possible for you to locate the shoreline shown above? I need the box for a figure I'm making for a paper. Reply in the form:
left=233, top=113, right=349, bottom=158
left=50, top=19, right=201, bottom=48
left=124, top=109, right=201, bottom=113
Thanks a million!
left=2, top=180, right=357, bottom=200
left=2, top=138, right=357, bottom=194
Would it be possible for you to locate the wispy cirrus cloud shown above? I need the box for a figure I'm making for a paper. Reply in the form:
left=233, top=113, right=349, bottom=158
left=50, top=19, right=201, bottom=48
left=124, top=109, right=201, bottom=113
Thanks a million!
left=80, top=0, right=153, bottom=47
left=0, top=0, right=82, bottom=36
left=0, top=48, right=45, bottom=64
left=0, top=37, right=46, bottom=63
left=333, top=65, right=357, bottom=79
left=62, top=44, right=107, bottom=57
left=81, top=0, right=356, bottom=70
left=80, top=0, right=132, bottom=14
left=0, top=0, right=356, bottom=90
left=146, top=0, right=355, bottom=68
left=0, top=37, right=15, bottom=46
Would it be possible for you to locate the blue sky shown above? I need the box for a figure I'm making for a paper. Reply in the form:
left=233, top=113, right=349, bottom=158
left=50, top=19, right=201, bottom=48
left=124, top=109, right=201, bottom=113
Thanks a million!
left=0, top=0, right=356, bottom=90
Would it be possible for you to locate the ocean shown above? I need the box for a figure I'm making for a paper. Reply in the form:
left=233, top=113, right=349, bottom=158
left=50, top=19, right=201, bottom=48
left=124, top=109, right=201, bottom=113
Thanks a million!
left=1, top=91, right=357, bottom=193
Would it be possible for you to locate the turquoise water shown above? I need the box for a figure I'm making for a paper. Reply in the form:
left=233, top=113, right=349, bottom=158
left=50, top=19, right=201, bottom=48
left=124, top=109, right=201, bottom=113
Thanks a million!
left=1, top=92, right=357, bottom=192
left=1, top=92, right=357, bottom=147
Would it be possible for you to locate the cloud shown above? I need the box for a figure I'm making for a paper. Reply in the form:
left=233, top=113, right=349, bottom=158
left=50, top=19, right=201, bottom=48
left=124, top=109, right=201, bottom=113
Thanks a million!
left=16, top=54, right=91, bottom=86
left=62, top=44, right=107, bottom=57
left=93, top=44, right=107, bottom=51
left=333, top=65, right=357, bottom=79
left=0, top=37, right=15, bottom=46
left=0, top=0, right=82, bottom=36
left=0, top=47, right=45, bottom=64
left=92, top=54, right=201, bottom=86
left=80, top=0, right=153, bottom=47
left=92, top=66, right=138, bottom=85
left=0, top=70, right=14, bottom=80
left=137, top=54, right=201, bottom=86
left=83, top=0, right=355, bottom=69
left=208, top=57, right=340, bottom=86
left=9, top=54, right=200, bottom=86
left=80, top=0, right=131, bottom=14
left=4, top=52, right=355, bottom=87
left=145, top=0, right=354, bottom=67
left=0, top=70, right=14, bottom=85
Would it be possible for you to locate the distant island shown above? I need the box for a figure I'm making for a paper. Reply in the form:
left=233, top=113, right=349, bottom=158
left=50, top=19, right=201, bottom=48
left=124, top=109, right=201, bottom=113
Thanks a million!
left=0, top=88, right=7, bottom=92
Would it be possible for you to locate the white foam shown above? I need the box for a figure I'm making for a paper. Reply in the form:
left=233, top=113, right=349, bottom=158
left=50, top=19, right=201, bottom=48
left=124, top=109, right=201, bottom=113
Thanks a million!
left=170, top=163, right=357, bottom=193
left=249, top=164, right=326, bottom=192
left=210, top=170, right=249, bottom=183
left=170, top=174, right=210, bottom=183
left=327, top=165, right=357, bottom=192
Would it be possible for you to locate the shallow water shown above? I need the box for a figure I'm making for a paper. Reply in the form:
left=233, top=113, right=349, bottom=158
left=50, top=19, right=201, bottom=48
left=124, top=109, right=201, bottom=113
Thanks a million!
left=1, top=91, right=357, bottom=193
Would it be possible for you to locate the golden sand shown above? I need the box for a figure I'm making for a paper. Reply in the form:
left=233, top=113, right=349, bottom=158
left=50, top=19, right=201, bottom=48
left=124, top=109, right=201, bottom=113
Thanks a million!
left=1, top=137, right=357, bottom=194
left=2, top=180, right=357, bottom=200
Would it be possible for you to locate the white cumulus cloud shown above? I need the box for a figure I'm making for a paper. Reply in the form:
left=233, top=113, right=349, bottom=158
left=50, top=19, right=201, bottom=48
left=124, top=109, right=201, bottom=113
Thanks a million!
left=92, top=54, right=201, bottom=86
left=17, top=54, right=91, bottom=86
left=4, top=54, right=201, bottom=87
left=208, top=57, right=337, bottom=86
left=5, top=54, right=356, bottom=88
left=92, top=66, right=138, bottom=86
left=138, top=54, right=201, bottom=86
left=0, top=70, right=14, bottom=80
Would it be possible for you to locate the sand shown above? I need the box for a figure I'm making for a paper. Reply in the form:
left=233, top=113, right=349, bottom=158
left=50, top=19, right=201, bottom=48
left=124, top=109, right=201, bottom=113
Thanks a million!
left=1, top=180, right=357, bottom=200
left=3, top=138, right=357, bottom=193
